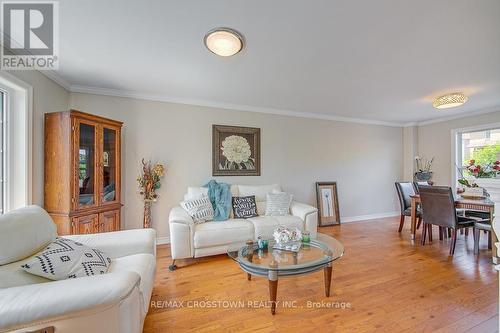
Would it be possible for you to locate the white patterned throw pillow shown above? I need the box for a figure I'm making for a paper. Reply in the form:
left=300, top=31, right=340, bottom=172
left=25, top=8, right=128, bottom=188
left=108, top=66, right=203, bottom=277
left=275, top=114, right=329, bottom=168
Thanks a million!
left=265, top=192, right=293, bottom=216
left=180, top=195, right=214, bottom=223
left=21, top=238, right=112, bottom=280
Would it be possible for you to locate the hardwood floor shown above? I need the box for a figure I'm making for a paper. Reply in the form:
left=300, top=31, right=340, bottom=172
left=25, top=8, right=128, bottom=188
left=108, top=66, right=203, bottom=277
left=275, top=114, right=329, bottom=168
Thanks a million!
left=144, top=217, right=498, bottom=333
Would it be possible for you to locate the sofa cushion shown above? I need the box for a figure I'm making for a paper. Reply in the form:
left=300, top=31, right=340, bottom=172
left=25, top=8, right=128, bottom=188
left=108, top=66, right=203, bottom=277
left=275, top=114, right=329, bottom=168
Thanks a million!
left=265, top=192, right=293, bottom=216
left=180, top=195, right=214, bottom=223
left=193, top=219, right=254, bottom=248
left=0, top=254, right=51, bottom=288
left=0, top=205, right=57, bottom=265
left=232, top=196, right=258, bottom=219
left=22, top=238, right=112, bottom=280
left=109, top=253, right=156, bottom=314
left=237, top=184, right=281, bottom=202
left=247, top=215, right=303, bottom=239
left=184, top=186, right=209, bottom=201
left=230, top=185, right=239, bottom=198
left=227, top=185, right=239, bottom=219
left=256, top=201, right=266, bottom=215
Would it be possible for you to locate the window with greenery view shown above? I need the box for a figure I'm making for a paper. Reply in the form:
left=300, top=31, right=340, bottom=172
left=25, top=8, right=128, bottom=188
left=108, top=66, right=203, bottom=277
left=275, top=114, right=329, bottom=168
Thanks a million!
left=460, top=129, right=500, bottom=178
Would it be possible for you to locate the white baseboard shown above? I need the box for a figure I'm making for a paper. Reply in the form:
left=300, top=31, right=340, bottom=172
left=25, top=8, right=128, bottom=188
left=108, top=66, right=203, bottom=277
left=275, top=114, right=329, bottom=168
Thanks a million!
left=341, top=211, right=399, bottom=223
left=156, top=236, right=170, bottom=245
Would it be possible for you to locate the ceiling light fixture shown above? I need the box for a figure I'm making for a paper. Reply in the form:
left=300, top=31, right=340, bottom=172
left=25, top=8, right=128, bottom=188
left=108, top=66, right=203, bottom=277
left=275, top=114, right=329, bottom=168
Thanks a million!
left=432, top=92, right=468, bottom=109
left=204, top=27, right=244, bottom=57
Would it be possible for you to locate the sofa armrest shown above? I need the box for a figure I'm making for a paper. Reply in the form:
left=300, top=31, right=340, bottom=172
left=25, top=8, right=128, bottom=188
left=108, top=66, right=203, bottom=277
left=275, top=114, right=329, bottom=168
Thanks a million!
left=290, top=201, right=318, bottom=239
left=64, top=228, right=157, bottom=259
left=169, top=206, right=194, bottom=225
left=0, top=272, right=140, bottom=331
left=169, top=206, right=194, bottom=260
left=290, top=201, right=317, bottom=220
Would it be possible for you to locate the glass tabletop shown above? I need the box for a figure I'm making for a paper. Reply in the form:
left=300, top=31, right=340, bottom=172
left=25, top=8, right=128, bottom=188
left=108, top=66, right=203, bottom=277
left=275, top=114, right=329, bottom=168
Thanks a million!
left=227, top=233, right=344, bottom=272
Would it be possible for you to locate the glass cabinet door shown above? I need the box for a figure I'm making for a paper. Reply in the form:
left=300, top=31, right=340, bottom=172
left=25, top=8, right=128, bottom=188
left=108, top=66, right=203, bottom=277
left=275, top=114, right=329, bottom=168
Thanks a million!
left=102, top=127, right=118, bottom=203
left=77, top=122, right=97, bottom=208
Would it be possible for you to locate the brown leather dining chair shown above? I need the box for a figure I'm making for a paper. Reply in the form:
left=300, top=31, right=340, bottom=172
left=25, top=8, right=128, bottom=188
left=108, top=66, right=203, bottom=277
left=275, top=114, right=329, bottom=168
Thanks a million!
left=418, top=185, right=489, bottom=256
left=412, top=181, right=431, bottom=194
left=395, top=182, right=422, bottom=232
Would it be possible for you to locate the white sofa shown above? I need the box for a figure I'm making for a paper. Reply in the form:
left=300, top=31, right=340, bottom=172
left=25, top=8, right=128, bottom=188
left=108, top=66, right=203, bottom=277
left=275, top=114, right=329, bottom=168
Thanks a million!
left=168, top=184, right=318, bottom=269
left=0, top=206, right=156, bottom=333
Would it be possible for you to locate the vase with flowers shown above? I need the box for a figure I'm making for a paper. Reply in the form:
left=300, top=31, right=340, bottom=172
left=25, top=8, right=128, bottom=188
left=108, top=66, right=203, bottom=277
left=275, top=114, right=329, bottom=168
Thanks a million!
left=414, top=156, right=434, bottom=181
left=463, top=159, right=500, bottom=179
left=457, top=160, right=500, bottom=198
left=137, top=159, right=165, bottom=228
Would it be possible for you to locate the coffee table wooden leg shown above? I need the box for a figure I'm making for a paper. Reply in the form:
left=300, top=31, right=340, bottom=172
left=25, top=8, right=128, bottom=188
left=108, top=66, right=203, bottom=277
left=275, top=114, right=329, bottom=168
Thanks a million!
left=324, top=265, right=332, bottom=297
left=268, top=270, right=278, bottom=315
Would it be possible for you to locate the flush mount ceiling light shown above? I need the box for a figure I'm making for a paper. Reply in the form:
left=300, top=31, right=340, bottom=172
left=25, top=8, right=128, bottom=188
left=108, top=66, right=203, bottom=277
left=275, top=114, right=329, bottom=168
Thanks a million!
left=204, top=27, right=244, bottom=57
left=432, top=92, right=468, bottom=109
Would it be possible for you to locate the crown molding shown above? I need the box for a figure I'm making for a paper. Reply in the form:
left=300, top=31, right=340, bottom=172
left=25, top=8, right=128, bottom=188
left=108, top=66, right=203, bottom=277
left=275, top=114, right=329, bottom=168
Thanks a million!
left=39, top=70, right=71, bottom=90
left=416, top=105, right=500, bottom=126
left=69, top=84, right=404, bottom=127
left=0, top=30, right=70, bottom=90
left=37, top=74, right=500, bottom=129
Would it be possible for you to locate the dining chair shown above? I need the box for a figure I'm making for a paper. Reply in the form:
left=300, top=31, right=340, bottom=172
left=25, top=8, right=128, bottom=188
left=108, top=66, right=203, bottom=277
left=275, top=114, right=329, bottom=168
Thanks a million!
left=473, top=222, right=493, bottom=254
left=418, top=186, right=489, bottom=256
left=395, top=182, right=422, bottom=232
left=412, top=181, right=431, bottom=194
left=465, top=210, right=493, bottom=253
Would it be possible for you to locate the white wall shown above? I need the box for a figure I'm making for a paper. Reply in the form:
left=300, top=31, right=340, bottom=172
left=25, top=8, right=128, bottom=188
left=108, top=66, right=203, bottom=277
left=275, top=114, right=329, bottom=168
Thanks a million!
left=6, top=71, right=70, bottom=205
left=70, top=92, right=403, bottom=239
left=417, top=110, right=500, bottom=186
left=8, top=70, right=500, bottom=241
left=403, top=126, right=418, bottom=180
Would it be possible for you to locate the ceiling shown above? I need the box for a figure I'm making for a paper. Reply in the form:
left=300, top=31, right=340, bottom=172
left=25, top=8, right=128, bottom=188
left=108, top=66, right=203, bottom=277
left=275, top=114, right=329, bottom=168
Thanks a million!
left=55, top=0, right=500, bottom=125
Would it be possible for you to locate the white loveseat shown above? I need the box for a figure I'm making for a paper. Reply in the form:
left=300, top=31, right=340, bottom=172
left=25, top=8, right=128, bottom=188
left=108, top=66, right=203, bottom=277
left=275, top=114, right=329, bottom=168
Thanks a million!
left=0, top=206, right=156, bottom=333
left=168, top=184, right=318, bottom=268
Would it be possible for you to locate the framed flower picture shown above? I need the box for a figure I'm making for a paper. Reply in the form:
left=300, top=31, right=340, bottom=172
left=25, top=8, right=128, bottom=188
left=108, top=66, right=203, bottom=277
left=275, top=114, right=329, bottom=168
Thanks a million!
left=212, top=125, right=260, bottom=176
left=316, top=182, right=340, bottom=226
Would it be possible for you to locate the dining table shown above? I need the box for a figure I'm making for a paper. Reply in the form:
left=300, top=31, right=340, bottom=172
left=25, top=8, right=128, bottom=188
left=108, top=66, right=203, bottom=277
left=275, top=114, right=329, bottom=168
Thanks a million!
left=410, top=194, right=498, bottom=263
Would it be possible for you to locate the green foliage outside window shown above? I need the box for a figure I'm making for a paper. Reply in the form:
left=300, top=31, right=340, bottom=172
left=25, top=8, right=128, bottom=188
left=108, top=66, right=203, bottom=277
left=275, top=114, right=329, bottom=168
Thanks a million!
left=464, top=144, right=500, bottom=166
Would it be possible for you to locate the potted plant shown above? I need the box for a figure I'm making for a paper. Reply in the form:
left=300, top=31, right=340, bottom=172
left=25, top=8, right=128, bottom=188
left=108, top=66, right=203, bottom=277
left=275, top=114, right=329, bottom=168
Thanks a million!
left=414, top=156, right=434, bottom=181
left=457, top=160, right=500, bottom=198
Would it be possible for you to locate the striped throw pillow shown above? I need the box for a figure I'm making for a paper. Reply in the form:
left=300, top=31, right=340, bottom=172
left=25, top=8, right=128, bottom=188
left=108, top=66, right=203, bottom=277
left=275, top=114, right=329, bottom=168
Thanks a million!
left=265, top=192, right=293, bottom=216
left=180, top=195, right=214, bottom=223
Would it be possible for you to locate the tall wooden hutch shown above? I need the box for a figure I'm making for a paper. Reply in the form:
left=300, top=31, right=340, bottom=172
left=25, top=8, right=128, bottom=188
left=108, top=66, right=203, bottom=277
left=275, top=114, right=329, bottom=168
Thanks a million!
left=44, top=110, right=123, bottom=235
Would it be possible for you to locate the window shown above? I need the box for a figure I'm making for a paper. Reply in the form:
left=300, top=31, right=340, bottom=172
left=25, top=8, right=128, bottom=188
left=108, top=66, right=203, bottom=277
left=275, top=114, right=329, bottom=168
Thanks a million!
left=461, top=129, right=500, bottom=166
left=453, top=124, right=500, bottom=185
left=0, top=72, right=32, bottom=213
left=0, top=90, right=4, bottom=214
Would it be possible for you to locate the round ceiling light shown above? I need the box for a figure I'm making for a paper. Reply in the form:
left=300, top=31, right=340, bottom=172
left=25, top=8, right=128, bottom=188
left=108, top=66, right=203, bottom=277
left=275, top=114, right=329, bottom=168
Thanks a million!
left=204, top=27, right=244, bottom=57
left=432, top=93, right=468, bottom=109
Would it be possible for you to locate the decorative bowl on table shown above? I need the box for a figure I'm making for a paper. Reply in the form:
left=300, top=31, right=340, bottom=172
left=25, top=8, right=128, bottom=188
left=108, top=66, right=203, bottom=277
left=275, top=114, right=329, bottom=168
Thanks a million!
left=272, top=226, right=302, bottom=252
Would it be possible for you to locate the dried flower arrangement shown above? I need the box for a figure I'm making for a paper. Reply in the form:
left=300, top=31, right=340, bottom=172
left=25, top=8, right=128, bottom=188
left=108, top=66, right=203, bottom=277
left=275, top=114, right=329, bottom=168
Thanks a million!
left=137, top=159, right=165, bottom=228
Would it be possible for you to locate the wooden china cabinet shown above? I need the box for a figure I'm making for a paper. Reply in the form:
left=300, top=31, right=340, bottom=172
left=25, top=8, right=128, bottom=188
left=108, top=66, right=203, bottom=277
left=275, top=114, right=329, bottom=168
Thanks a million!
left=44, top=110, right=123, bottom=235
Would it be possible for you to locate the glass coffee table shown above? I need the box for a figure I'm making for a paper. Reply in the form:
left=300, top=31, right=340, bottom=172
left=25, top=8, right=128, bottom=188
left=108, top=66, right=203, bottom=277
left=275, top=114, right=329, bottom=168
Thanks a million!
left=227, top=233, right=344, bottom=314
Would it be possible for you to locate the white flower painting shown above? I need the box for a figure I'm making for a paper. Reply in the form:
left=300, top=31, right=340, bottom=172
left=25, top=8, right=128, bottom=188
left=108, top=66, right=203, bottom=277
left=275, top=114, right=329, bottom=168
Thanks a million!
left=213, top=125, right=260, bottom=176
left=220, top=135, right=255, bottom=170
